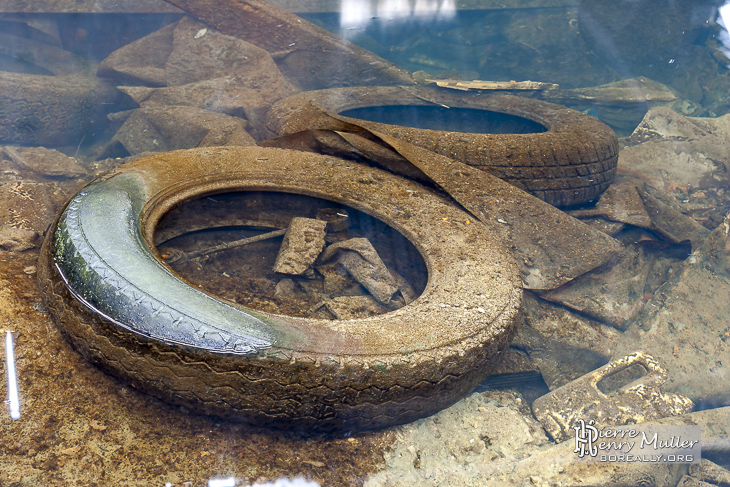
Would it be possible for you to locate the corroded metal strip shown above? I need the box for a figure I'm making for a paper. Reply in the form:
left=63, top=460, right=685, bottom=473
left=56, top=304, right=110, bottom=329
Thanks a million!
left=53, top=175, right=276, bottom=354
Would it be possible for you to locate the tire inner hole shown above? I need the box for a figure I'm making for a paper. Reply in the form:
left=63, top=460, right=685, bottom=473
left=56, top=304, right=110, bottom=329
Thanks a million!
left=339, top=105, right=548, bottom=134
left=154, top=191, right=428, bottom=320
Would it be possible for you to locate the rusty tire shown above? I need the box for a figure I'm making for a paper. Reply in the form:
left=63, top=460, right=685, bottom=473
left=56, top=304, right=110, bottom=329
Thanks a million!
left=266, top=86, right=618, bottom=206
left=38, top=146, right=521, bottom=432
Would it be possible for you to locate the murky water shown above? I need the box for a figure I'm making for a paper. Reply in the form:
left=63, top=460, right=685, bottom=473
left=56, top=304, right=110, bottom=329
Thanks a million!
left=1, top=1, right=730, bottom=486
left=157, top=191, right=428, bottom=319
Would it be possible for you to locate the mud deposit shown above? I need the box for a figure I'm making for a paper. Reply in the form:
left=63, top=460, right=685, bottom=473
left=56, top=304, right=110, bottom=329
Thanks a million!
left=1, top=249, right=394, bottom=485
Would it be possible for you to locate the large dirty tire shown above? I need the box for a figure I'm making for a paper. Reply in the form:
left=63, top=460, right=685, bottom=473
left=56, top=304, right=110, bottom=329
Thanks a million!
left=38, top=146, right=521, bottom=432
left=266, top=86, right=618, bottom=206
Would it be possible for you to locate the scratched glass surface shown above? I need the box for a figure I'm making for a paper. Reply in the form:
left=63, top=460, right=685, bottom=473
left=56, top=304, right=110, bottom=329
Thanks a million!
left=1, top=1, right=729, bottom=486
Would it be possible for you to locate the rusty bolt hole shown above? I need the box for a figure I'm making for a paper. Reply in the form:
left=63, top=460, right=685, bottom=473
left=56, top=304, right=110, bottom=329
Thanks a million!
left=596, top=363, right=650, bottom=395
left=154, top=191, right=428, bottom=320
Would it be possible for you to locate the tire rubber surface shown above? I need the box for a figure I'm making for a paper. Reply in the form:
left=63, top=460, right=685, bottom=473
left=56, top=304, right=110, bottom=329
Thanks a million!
left=38, top=146, right=522, bottom=431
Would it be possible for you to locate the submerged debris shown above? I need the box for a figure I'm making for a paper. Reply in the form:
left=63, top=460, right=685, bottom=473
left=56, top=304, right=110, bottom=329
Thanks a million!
left=0, top=224, right=41, bottom=251
left=1, top=146, right=86, bottom=179
left=318, top=238, right=403, bottom=306
left=514, top=292, right=621, bottom=389
left=101, top=105, right=256, bottom=157
left=2, top=1, right=730, bottom=484
left=164, top=0, right=413, bottom=90
left=273, top=217, right=327, bottom=278
left=612, top=211, right=730, bottom=407
left=532, top=352, right=694, bottom=443
left=263, top=101, right=623, bottom=291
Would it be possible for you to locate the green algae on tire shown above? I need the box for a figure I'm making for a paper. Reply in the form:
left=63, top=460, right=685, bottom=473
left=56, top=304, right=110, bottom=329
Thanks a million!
left=52, top=177, right=278, bottom=353
left=38, top=146, right=522, bottom=432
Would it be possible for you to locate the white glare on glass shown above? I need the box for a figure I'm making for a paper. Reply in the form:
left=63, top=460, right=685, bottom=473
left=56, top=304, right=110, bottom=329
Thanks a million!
left=341, top=0, right=455, bottom=29
left=721, top=2, right=730, bottom=27
left=437, top=0, right=455, bottom=19
left=340, top=0, right=372, bottom=27
left=717, top=1, right=730, bottom=66
left=378, top=0, right=412, bottom=19
left=6, top=331, right=20, bottom=420
left=413, top=0, right=439, bottom=17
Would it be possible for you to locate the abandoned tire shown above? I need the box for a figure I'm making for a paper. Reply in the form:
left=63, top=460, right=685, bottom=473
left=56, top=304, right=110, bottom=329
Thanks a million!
left=266, top=86, right=619, bottom=206
left=38, top=146, right=521, bottom=432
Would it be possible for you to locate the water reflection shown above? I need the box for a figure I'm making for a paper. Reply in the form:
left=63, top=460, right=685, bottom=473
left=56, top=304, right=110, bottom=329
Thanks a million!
left=340, top=0, right=454, bottom=30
